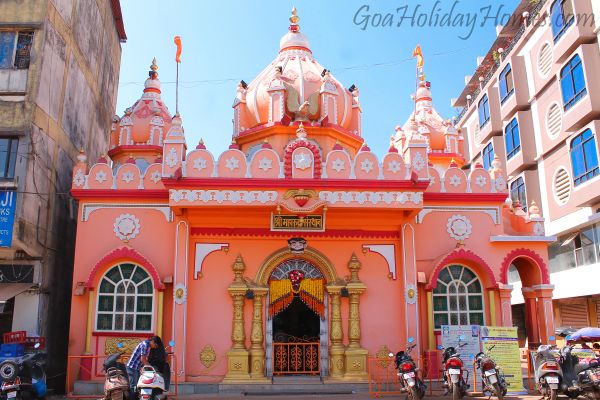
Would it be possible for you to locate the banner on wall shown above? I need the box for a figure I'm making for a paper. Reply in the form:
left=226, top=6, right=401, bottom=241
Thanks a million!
left=481, top=326, right=526, bottom=394
left=440, top=325, right=482, bottom=363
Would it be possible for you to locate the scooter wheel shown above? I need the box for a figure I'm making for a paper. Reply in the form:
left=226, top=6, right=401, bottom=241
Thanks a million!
left=0, top=360, right=18, bottom=381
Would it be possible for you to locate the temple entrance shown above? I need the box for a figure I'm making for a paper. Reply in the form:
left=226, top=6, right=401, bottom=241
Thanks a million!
left=265, top=258, right=327, bottom=377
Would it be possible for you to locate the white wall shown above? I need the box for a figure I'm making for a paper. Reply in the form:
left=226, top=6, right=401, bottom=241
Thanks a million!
left=12, top=292, right=39, bottom=335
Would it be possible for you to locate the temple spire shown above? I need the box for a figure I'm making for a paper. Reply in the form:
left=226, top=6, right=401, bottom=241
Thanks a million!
left=289, top=7, right=300, bottom=32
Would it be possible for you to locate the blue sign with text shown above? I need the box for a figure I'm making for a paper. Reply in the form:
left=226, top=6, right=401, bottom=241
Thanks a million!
left=0, top=191, right=16, bottom=247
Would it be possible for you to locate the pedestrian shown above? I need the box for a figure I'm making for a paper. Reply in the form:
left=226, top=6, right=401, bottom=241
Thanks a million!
left=126, top=337, right=159, bottom=399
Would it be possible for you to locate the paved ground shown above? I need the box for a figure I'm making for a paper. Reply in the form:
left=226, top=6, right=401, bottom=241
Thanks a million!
left=171, top=394, right=549, bottom=399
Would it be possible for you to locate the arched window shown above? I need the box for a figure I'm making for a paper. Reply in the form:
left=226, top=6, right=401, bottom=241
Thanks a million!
left=96, top=263, right=154, bottom=332
left=433, top=265, right=484, bottom=329
left=570, top=128, right=599, bottom=186
left=551, top=0, right=574, bottom=43
left=560, top=54, right=587, bottom=111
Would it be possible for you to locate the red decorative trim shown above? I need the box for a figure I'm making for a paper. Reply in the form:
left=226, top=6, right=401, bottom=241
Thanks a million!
left=109, top=0, right=127, bottom=41
left=424, top=193, right=507, bottom=202
left=426, top=248, right=498, bottom=290
left=284, top=140, right=323, bottom=178
left=191, top=227, right=401, bottom=239
left=500, top=248, right=550, bottom=285
left=92, top=331, right=153, bottom=337
left=71, top=189, right=168, bottom=200
left=237, top=122, right=363, bottom=143
left=108, top=145, right=162, bottom=158
left=85, top=247, right=165, bottom=290
left=163, top=178, right=428, bottom=190
left=279, top=46, right=313, bottom=54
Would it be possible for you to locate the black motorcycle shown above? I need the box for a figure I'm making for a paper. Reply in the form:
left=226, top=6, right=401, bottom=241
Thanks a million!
left=0, top=344, right=47, bottom=400
left=439, top=336, right=469, bottom=400
left=475, top=346, right=507, bottom=400
left=559, top=345, right=600, bottom=400
left=394, top=337, right=426, bottom=400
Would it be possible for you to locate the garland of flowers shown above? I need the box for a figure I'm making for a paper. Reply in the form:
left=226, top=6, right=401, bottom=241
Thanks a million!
left=269, top=278, right=324, bottom=318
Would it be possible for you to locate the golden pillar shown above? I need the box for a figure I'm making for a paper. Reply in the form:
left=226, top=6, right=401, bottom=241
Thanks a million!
left=344, top=254, right=368, bottom=380
left=249, top=287, right=269, bottom=381
left=85, top=289, right=95, bottom=354
left=326, top=284, right=345, bottom=380
left=224, top=255, right=251, bottom=382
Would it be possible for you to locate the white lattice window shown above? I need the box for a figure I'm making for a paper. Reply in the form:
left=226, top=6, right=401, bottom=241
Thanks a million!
left=96, top=263, right=154, bottom=332
left=432, top=265, right=484, bottom=329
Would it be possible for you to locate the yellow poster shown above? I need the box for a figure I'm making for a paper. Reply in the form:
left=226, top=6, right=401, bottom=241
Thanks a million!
left=481, top=326, right=526, bottom=394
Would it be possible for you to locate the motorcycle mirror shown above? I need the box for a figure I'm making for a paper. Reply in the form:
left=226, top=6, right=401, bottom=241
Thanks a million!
left=169, top=340, right=175, bottom=347
left=117, top=342, right=124, bottom=349
left=437, top=345, right=443, bottom=350
left=34, top=343, right=40, bottom=349
left=459, top=334, right=466, bottom=341
left=565, top=335, right=571, bottom=341
left=388, top=352, right=394, bottom=358
left=549, top=335, right=555, bottom=341
left=408, top=337, right=414, bottom=343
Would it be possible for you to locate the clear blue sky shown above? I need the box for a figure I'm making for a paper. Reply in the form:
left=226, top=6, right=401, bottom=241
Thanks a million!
left=117, top=0, right=520, bottom=156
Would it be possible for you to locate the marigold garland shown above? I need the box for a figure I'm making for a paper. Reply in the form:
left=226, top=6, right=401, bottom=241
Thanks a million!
left=269, top=278, right=324, bottom=318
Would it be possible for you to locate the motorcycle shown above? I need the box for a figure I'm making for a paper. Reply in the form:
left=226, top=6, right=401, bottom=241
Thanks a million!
left=391, top=337, right=426, bottom=400
left=475, top=345, right=507, bottom=400
left=102, top=343, right=129, bottom=400
left=534, top=344, right=562, bottom=400
left=135, top=340, right=174, bottom=400
left=0, top=343, right=47, bottom=400
left=559, top=340, right=600, bottom=399
left=439, top=335, right=469, bottom=400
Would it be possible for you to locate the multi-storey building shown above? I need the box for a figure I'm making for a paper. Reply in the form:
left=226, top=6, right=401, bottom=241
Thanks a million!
left=454, top=0, right=600, bottom=343
left=0, top=0, right=125, bottom=388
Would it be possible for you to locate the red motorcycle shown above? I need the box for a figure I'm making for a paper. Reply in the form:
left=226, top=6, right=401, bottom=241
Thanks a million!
left=439, top=336, right=469, bottom=400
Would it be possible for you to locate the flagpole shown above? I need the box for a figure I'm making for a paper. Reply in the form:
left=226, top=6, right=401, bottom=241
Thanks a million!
left=176, top=62, right=179, bottom=115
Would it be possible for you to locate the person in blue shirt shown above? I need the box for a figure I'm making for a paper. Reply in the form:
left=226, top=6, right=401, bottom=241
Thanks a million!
left=126, top=336, right=160, bottom=398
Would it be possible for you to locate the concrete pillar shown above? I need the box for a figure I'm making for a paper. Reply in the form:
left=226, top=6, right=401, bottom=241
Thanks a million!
left=498, top=284, right=514, bottom=327
left=326, top=284, right=345, bottom=380
left=534, top=284, right=556, bottom=344
left=522, top=287, right=540, bottom=347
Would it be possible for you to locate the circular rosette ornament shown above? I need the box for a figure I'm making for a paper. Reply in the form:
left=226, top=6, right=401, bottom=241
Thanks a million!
left=405, top=284, right=418, bottom=304
left=288, top=270, right=305, bottom=293
left=174, top=283, right=187, bottom=305
left=446, top=215, right=472, bottom=242
left=113, top=214, right=141, bottom=242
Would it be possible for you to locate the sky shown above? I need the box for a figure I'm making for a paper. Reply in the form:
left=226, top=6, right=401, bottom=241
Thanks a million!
left=116, top=0, right=521, bottom=157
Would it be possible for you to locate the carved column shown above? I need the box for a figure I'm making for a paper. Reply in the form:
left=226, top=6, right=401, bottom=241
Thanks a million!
left=344, top=254, right=368, bottom=380
left=224, top=256, right=251, bottom=382
left=249, top=287, right=269, bottom=381
left=326, top=284, right=345, bottom=380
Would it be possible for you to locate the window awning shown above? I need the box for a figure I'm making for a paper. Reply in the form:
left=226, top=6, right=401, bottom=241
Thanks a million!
left=0, top=283, right=35, bottom=302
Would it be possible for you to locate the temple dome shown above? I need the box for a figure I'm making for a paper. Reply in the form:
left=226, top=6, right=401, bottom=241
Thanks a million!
left=235, top=7, right=357, bottom=135
left=110, top=58, right=172, bottom=158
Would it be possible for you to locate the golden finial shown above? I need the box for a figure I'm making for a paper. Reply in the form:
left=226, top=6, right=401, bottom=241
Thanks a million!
left=263, top=138, right=269, bottom=143
left=150, top=58, right=158, bottom=71
left=290, top=7, right=299, bottom=24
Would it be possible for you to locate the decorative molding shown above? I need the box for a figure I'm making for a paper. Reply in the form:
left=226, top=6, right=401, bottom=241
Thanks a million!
left=73, top=170, right=85, bottom=187
left=405, top=283, right=417, bottom=304
left=499, top=248, right=550, bottom=285
left=426, top=248, right=498, bottom=290
left=85, top=247, right=165, bottom=290
left=360, top=158, right=374, bottom=173
left=412, top=152, right=426, bottom=172
left=319, top=191, right=422, bottom=206
left=362, top=244, right=396, bottom=279
left=174, top=283, right=187, bottom=304
left=170, top=190, right=278, bottom=204
left=200, top=345, right=217, bottom=368
left=446, top=215, right=472, bottom=241
left=95, top=170, right=108, bottom=184
left=489, top=235, right=556, bottom=242
left=191, top=227, right=400, bottom=239
left=194, top=243, right=229, bottom=279
left=113, top=214, right=141, bottom=242
left=82, top=204, right=172, bottom=222
left=417, top=206, right=500, bottom=224
left=165, top=147, right=179, bottom=168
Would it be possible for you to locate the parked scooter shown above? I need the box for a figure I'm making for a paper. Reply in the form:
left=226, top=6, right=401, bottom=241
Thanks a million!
left=0, top=343, right=47, bottom=400
left=135, top=340, right=174, bottom=400
left=559, top=342, right=600, bottom=400
left=475, top=345, right=507, bottom=400
left=534, top=344, right=562, bottom=400
left=102, top=343, right=129, bottom=400
left=439, top=335, right=469, bottom=400
left=392, top=337, right=426, bottom=400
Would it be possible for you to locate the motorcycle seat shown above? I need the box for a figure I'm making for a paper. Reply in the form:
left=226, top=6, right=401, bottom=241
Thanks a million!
left=574, top=364, right=590, bottom=375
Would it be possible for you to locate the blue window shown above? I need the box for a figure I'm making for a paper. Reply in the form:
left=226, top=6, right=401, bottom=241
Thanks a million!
left=0, top=138, right=18, bottom=180
left=505, top=118, right=521, bottom=160
left=478, top=95, right=490, bottom=128
left=561, top=55, right=587, bottom=111
left=499, top=64, right=514, bottom=104
left=551, top=0, right=574, bottom=43
left=510, top=177, right=527, bottom=212
left=482, top=142, right=494, bottom=171
left=0, top=31, right=33, bottom=69
left=570, top=129, right=599, bottom=186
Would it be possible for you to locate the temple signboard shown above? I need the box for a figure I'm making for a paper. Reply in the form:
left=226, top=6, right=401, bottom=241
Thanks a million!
left=271, top=214, right=324, bottom=232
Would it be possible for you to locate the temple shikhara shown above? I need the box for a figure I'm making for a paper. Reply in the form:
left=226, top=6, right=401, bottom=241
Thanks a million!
left=68, top=9, right=556, bottom=388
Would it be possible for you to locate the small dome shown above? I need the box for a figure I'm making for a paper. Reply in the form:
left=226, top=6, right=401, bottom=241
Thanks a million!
left=280, top=30, right=310, bottom=51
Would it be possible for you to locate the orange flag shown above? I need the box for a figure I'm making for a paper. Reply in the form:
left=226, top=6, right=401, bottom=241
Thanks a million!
left=413, top=45, right=424, bottom=69
left=174, top=36, right=182, bottom=63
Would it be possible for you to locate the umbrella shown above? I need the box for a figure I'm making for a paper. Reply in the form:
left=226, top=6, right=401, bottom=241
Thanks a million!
left=567, top=327, right=600, bottom=342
